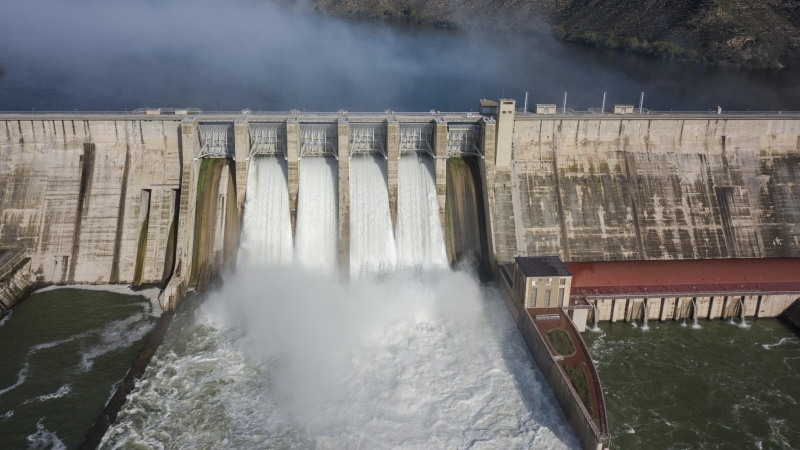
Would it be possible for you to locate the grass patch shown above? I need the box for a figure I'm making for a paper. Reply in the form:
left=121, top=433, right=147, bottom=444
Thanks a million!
left=564, top=363, right=594, bottom=416
left=547, top=328, right=576, bottom=357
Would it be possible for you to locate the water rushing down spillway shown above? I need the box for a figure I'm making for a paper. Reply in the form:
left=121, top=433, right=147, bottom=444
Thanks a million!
left=295, top=157, right=339, bottom=274
left=349, top=154, right=398, bottom=277
left=239, top=156, right=294, bottom=265
left=395, top=154, right=448, bottom=270
left=100, top=148, right=582, bottom=449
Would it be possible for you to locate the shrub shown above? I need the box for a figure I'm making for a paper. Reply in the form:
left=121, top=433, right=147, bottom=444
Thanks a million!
left=546, top=328, right=576, bottom=356
left=564, top=363, right=594, bottom=416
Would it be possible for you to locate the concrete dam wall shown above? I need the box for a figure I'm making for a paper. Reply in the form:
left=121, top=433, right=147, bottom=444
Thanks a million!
left=0, top=119, right=183, bottom=289
left=489, top=110, right=800, bottom=263
left=1, top=107, right=799, bottom=310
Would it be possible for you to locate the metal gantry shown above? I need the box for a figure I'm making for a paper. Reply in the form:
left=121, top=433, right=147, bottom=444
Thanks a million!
left=196, top=124, right=233, bottom=159
left=248, top=123, right=285, bottom=159
left=446, top=123, right=483, bottom=158
left=349, top=123, right=386, bottom=158
left=299, top=123, right=338, bottom=158
left=398, top=123, right=434, bottom=158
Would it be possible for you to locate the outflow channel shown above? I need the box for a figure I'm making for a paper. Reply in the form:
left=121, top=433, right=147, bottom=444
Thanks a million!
left=100, top=152, right=580, bottom=449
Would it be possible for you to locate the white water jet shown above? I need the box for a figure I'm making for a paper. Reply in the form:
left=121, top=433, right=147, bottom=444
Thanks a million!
left=590, top=302, right=602, bottom=332
left=738, top=298, right=749, bottom=328
left=295, top=157, right=339, bottom=273
left=641, top=299, right=650, bottom=331
left=349, top=154, right=397, bottom=277
left=239, top=156, right=293, bottom=265
left=691, top=299, right=701, bottom=329
left=395, top=154, right=448, bottom=270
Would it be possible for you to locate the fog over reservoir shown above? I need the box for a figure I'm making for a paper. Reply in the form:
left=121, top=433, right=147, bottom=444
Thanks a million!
left=0, top=0, right=799, bottom=112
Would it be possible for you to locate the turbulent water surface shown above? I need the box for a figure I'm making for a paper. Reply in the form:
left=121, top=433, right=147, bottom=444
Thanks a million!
left=584, top=320, right=800, bottom=449
left=0, top=288, right=157, bottom=449
left=101, top=268, right=579, bottom=449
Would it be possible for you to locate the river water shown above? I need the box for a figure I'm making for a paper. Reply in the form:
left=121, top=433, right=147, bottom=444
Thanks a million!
left=0, top=288, right=157, bottom=449
left=100, top=270, right=579, bottom=449
left=584, top=320, right=800, bottom=449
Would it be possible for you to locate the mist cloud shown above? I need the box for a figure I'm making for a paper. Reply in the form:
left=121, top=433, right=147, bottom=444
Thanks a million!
left=0, top=0, right=798, bottom=111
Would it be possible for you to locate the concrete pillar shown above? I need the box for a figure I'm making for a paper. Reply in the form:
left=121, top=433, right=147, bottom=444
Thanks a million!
left=386, top=119, right=399, bottom=229
left=624, top=298, right=636, bottom=322
left=286, top=118, right=300, bottom=236
left=697, top=297, right=711, bottom=319
left=570, top=308, right=588, bottom=333
left=433, top=118, right=448, bottom=239
left=479, top=117, right=497, bottom=261
left=721, top=296, right=732, bottom=319
left=674, top=297, right=684, bottom=320
left=660, top=297, right=676, bottom=322
left=709, top=297, right=723, bottom=319
left=494, top=99, right=516, bottom=169
left=611, top=298, right=625, bottom=323
left=337, top=119, right=350, bottom=282
left=233, top=118, right=249, bottom=220
left=159, top=118, right=198, bottom=311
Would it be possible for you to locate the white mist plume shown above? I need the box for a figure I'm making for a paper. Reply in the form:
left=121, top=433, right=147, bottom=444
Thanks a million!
left=190, top=265, right=579, bottom=448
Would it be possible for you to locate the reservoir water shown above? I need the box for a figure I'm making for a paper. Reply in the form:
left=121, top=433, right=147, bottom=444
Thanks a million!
left=0, top=0, right=799, bottom=112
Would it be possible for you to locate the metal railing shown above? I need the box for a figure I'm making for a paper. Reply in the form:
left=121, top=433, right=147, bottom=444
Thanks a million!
left=515, top=108, right=800, bottom=117
left=3, top=108, right=799, bottom=119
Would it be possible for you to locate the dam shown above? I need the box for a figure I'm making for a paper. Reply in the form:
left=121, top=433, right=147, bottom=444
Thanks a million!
left=2, top=102, right=800, bottom=449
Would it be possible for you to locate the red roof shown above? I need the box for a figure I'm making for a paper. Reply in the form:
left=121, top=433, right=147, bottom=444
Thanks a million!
left=566, top=258, right=800, bottom=297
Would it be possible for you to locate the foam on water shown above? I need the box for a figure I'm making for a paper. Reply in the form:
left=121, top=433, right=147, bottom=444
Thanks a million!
left=26, top=419, right=67, bottom=450
left=239, top=156, right=294, bottom=265
left=349, top=154, right=397, bottom=277
left=395, top=154, right=448, bottom=270
left=0, top=310, right=12, bottom=326
left=78, top=305, right=154, bottom=371
left=23, top=384, right=71, bottom=404
left=295, top=157, right=339, bottom=274
left=102, top=267, right=579, bottom=449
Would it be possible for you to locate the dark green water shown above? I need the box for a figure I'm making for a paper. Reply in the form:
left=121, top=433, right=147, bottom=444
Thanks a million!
left=584, top=319, right=800, bottom=449
left=0, top=288, right=156, bottom=449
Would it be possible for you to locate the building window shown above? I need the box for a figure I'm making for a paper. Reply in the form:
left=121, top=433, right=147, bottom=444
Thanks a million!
left=560, top=278, right=566, bottom=285
left=532, top=279, right=538, bottom=286
left=544, top=290, right=551, bottom=306
left=531, top=289, right=538, bottom=307
left=558, top=288, right=565, bottom=306
left=546, top=278, right=552, bottom=285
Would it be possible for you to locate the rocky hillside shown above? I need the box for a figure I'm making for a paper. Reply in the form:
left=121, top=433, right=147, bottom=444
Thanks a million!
left=277, top=0, right=800, bottom=68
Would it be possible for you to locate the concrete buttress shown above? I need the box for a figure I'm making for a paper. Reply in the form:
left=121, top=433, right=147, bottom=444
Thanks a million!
left=434, top=118, right=448, bottom=239
left=337, top=119, right=350, bottom=282
left=285, top=118, right=300, bottom=236
left=233, top=118, right=249, bottom=219
left=386, top=119, right=399, bottom=229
